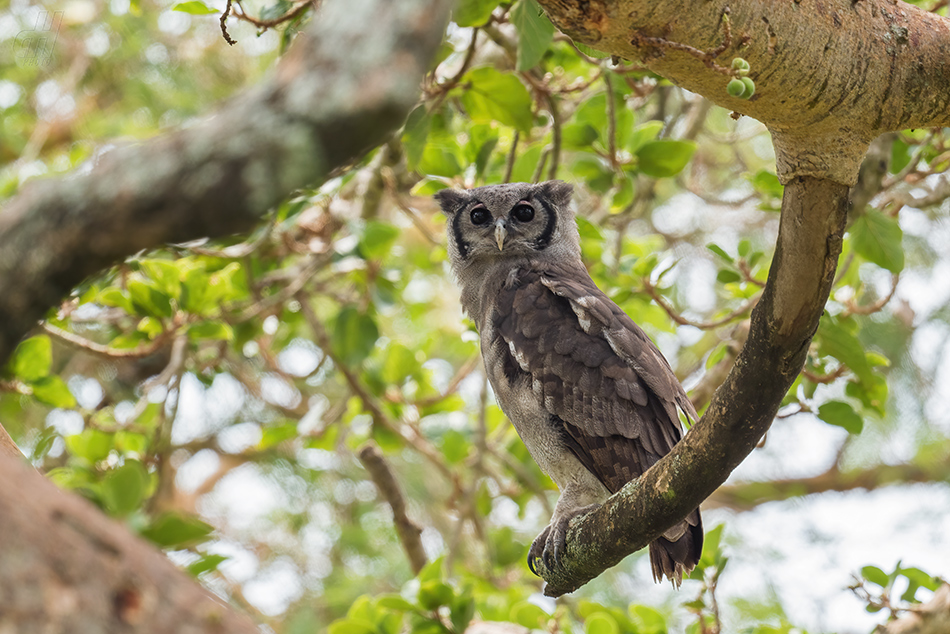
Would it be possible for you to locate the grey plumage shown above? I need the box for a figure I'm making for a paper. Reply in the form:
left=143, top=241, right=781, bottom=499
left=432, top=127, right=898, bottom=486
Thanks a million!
left=435, top=180, right=702, bottom=585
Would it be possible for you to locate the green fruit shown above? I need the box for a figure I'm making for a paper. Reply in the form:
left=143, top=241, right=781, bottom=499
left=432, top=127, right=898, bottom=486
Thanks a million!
left=727, top=78, right=746, bottom=98
left=740, top=76, right=756, bottom=98
left=731, top=57, right=750, bottom=72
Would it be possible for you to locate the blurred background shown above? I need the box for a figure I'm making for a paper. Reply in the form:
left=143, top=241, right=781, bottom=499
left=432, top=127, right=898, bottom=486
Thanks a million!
left=1, top=0, right=949, bottom=632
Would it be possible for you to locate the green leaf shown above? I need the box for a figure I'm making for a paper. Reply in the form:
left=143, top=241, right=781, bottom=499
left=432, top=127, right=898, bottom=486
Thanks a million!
left=171, top=1, right=217, bottom=14
left=332, top=307, right=379, bottom=366
left=376, top=594, right=418, bottom=612
left=440, top=429, right=469, bottom=465
left=361, top=221, right=400, bottom=260
left=629, top=605, right=666, bottom=634
left=141, top=512, right=214, bottom=548
left=187, top=321, right=234, bottom=341
left=817, top=400, right=864, bottom=434
left=861, top=565, right=890, bottom=588
left=101, top=460, right=150, bottom=516
left=562, top=123, right=599, bottom=150
left=11, top=335, right=52, bottom=382
left=327, top=619, right=376, bottom=634
left=716, top=269, right=741, bottom=284
left=818, top=316, right=875, bottom=385
left=628, top=121, right=664, bottom=152
left=707, top=243, right=733, bottom=263
left=635, top=140, right=697, bottom=178
left=511, top=0, right=555, bottom=71
left=453, top=0, right=500, bottom=26
left=747, top=170, right=784, bottom=198
left=382, top=343, right=417, bottom=385
left=459, top=67, right=533, bottom=132
left=31, top=375, right=77, bottom=408
left=186, top=553, right=228, bottom=577
left=402, top=105, right=430, bottom=171
left=450, top=594, right=476, bottom=633
left=65, top=429, right=114, bottom=463
left=850, top=209, right=904, bottom=273
left=418, top=580, right=453, bottom=610
left=128, top=280, right=173, bottom=318
left=510, top=601, right=548, bottom=628
left=97, top=287, right=134, bottom=313
left=139, top=259, right=182, bottom=300
left=585, top=612, right=620, bottom=634
left=258, top=421, right=298, bottom=449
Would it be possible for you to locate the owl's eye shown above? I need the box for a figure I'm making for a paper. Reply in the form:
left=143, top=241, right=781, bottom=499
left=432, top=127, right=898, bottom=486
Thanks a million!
left=512, top=203, right=535, bottom=223
left=470, top=207, right=491, bottom=226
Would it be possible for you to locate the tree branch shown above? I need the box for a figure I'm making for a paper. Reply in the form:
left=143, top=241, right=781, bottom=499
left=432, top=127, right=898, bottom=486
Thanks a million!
left=0, top=0, right=450, bottom=364
left=876, top=585, right=950, bottom=634
left=358, top=441, right=428, bottom=575
left=0, top=454, right=259, bottom=633
left=535, top=177, right=849, bottom=596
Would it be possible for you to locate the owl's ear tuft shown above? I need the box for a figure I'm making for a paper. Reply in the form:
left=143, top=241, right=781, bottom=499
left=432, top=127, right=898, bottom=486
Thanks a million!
left=434, top=188, right=468, bottom=215
left=537, top=180, right=573, bottom=207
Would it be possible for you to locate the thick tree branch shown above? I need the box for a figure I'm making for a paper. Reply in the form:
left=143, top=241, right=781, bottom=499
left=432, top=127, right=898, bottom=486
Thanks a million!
left=0, top=0, right=449, bottom=364
left=538, top=0, right=950, bottom=185
left=535, top=177, right=849, bottom=596
left=707, top=459, right=950, bottom=511
left=0, top=454, right=258, bottom=633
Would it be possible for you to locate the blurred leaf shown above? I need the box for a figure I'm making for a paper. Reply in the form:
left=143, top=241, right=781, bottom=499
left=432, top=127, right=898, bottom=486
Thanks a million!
left=128, top=280, right=173, bottom=318
left=187, top=321, right=233, bottom=341
left=101, top=460, right=150, bottom=516
left=747, top=170, right=784, bottom=198
left=65, top=429, right=113, bottom=463
left=818, top=317, right=875, bottom=385
left=172, top=1, right=217, bottom=14
left=440, top=429, right=470, bottom=464
left=861, top=565, right=890, bottom=588
left=186, top=553, right=228, bottom=577
left=459, top=67, right=533, bottom=132
left=454, top=0, right=500, bottom=26
left=636, top=140, right=697, bottom=178
left=361, top=221, right=400, bottom=260
left=628, top=121, right=664, bottom=152
left=510, top=601, right=548, bottom=628
left=11, top=335, right=52, bottom=382
left=511, top=0, right=555, bottom=71
left=851, top=209, right=904, bottom=273
left=418, top=581, right=453, bottom=610
left=31, top=375, right=77, bottom=408
left=142, top=512, right=214, bottom=548
left=817, top=400, right=864, bottom=434
left=260, top=0, right=291, bottom=20
left=403, top=105, right=430, bottom=171
left=332, top=307, right=379, bottom=366
left=585, top=612, right=620, bottom=634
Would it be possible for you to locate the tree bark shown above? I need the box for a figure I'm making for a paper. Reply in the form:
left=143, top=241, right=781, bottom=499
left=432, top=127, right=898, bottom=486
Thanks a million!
left=0, top=454, right=259, bottom=633
left=0, top=0, right=449, bottom=363
left=539, top=0, right=950, bottom=185
left=0, top=0, right=448, bottom=628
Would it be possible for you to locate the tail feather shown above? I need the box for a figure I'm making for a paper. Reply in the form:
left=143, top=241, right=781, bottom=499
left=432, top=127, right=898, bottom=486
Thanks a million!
left=648, top=509, right=703, bottom=586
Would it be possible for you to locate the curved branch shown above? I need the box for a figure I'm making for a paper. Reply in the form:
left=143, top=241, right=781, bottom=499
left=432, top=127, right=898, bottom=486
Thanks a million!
left=0, top=0, right=450, bottom=364
left=538, top=0, right=950, bottom=185
left=535, top=177, right=849, bottom=596
left=876, top=585, right=950, bottom=634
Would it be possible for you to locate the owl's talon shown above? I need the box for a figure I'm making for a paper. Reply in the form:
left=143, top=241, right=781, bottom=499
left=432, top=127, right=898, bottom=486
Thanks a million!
left=529, top=505, right=599, bottom=574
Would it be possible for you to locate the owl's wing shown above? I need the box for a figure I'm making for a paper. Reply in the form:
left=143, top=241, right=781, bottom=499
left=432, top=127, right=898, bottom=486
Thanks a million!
left=493, top=263, right=696, bottom=493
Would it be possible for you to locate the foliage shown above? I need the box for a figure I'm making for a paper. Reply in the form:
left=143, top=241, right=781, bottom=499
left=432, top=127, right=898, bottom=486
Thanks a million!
left=2, top=0, right=949, bottom=632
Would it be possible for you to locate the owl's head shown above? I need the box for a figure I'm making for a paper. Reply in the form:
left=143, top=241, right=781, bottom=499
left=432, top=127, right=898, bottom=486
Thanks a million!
left=434, top=180, right=580, bottom=271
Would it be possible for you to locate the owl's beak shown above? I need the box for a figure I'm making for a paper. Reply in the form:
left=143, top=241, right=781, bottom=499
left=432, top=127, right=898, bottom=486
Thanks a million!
left=494, top=219, right=507, bottom=251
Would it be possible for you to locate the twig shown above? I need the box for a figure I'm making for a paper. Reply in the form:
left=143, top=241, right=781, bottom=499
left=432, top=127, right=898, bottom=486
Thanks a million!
left=358, top=441, right=428, bottom=574
left=42, top=323, right=174, bottom=359
left=503, top=131, right=519, bottom=183
left=230, top=0, right=312, bottom=30
left=220, top=0, right=237, bottom=45
left=801, top=365, right=847, bottom=384
left=428, top=28, right=480, bottom=110
left=604, top=72, right=618, bottom=168
left=643, top=283, right=759, bottom=330
left=841, top=274, right=899, bottom=318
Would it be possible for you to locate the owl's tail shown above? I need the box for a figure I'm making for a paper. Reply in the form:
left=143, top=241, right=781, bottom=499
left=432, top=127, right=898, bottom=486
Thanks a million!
left=648, top=508, right=703, bottom=587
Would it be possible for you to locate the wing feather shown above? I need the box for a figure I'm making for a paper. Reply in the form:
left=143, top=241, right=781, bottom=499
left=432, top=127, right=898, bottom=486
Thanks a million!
left=493, top=263, right=694, bottom=493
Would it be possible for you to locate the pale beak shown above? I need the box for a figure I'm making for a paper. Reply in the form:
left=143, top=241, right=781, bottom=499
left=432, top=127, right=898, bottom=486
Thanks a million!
left=494, top=219, right=507, bottom=251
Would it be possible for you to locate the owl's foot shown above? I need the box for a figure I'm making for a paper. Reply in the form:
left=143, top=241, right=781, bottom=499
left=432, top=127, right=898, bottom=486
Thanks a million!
left=527, top=504, right=599, bottom=576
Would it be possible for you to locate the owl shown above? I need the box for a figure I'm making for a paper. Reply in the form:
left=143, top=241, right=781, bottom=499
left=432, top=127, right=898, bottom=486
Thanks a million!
left=435, top=180, right=703, bottom=585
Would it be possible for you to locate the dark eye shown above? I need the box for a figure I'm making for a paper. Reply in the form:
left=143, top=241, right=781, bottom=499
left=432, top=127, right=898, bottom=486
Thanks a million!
left=470, top=206, right=491, bottom=226
left=512, top=203, right=535, bottom=222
